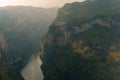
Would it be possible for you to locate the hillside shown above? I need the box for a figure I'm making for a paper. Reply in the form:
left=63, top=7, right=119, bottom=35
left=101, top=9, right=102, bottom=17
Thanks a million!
left=0, top=6, right=58, bottom=80
left=40, top=0, right=120, bottom=80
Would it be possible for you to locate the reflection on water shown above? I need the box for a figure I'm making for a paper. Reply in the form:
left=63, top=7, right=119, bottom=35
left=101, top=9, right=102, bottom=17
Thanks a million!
left=21, top=55, right=43, bottom=80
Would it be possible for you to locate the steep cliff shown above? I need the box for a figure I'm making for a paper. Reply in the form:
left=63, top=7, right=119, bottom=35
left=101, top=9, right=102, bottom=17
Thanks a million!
left=40, top=0, right=120, bottom=80
left=0, top=48, right=11, bottom=80
left=0, top=32, right=10, bottom=80
left=0, top=32, right=24, bottom=80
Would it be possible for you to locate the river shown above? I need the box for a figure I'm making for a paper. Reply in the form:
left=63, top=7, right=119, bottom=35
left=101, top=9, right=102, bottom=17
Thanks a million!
left=21, top=55, right=43, bottom=80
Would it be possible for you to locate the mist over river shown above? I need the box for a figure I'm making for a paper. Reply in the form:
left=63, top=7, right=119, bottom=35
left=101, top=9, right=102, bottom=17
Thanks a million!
left=21, top=55, right=43, bottom=80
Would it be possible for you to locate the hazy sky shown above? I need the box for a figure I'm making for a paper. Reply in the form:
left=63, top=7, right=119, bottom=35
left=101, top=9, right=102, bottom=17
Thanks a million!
left=0, top=0, right=85, bottom=8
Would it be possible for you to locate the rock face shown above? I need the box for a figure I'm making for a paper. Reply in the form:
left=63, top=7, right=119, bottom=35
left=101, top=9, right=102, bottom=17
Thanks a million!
left=0, top=49, right=24, bottom=80
left=0, top=48, right=10, bottom=80
left=0, top=33, right=24, bottom=80
left=40, top=0, right=120, bottom=80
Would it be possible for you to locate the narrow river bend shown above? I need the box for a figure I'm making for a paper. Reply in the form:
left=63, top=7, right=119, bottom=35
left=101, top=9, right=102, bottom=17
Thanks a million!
left=21, top=55, right=43, bottom=80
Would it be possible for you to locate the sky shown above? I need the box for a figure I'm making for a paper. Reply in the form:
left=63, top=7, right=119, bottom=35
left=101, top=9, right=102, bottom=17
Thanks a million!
left=0, top=0, right=85, bottom=8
